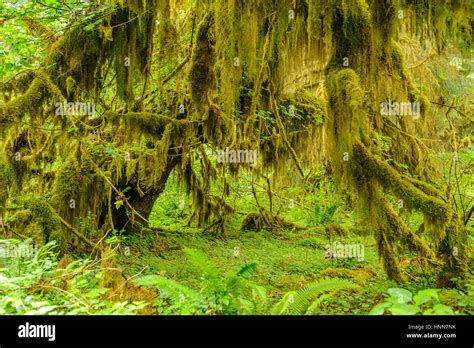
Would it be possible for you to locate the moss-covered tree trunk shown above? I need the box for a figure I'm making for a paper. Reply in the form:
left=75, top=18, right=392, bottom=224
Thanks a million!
left=113, top=153, right=181, bottom=233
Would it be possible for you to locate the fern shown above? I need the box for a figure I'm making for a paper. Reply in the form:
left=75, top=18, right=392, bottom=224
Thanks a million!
left=226, top=261, right=258, bottom=289
left=0, top=239, right=146, bottom=315
left=136, top=248, right=260, bottom=314
left=135, top=274, right=201, bottom=314
left=271, top=291, right=297, bottom=315
left=250, top=284, right=269, bottom=314
left=272, top=279, right=360, bottom=315
left=306, top=290, right=340, bottom=314
left=183, top=247, right=220, bottom=292
left=234, top=261, right=258, bottom=278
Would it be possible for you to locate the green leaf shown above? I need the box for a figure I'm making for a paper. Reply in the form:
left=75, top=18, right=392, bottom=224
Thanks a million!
left=84, top=19, right=102, bottom=32
left=271, top=291, right=297, bottom=315
left=387, top=303, right=418, bottom=315
left=413, top=289, right=439, bottom=305
left=430, top=304, right=454, bottom=315
left=387, top=288, right=412, bottom=304
left=84, top=288, right=109, bottom=298
left=369, top=302, right=391, bottom=315
left=36, top=305, right=58, bottom=315
left=114, top=200, right=124, bottom=209
left=135, top=274, right=162, bottom=287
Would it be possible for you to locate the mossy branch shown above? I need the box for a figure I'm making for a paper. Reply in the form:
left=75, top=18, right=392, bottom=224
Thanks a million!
left=379, top=194, right=438, bottom=262
left=353, top=140, right=449, bottom=222
left=54, top=210, right=103, bottom=253
left=105, top=111, right=170, bottom=137
left=271, top=97, right=305, bottom=179
left=0, top=71, right=64, bottom=125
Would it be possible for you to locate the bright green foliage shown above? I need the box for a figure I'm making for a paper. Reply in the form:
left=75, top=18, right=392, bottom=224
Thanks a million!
left=0, top=239, right=146, bottom=315
left=271, top=279, right=361, bottom=315
left=135, top=247, right=361, bottom=315
left=0, top=0, right=472, bottom=317
left=135, top=247, right=261, bottom=314
left=369, top=287, right=472, bottom=315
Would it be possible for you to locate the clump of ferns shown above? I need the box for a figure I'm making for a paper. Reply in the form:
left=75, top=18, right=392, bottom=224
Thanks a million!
left=135, top=247, right=262, bottom=314
left=136, top=247, right=361, bottom=315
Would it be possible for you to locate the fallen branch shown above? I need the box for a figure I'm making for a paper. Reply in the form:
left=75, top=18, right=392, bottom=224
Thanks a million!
left=93, top=165, right=149, bottom=225
left=52, top=206, right=103, bottom=252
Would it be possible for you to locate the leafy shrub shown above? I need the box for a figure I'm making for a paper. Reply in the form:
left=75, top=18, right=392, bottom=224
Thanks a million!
left=0, top=239, right=146, bottom=314
left=369, top=287, right=471, bottom=315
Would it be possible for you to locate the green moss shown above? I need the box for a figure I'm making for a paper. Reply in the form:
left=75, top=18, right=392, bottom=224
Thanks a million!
left=24, top=198, right=62, bottom=243
left=23, top=16, right=54, bottom=39
left=66, top=76, right=76, bottom=99
left=326, top=68, right=366, bottom=185
left=3, top=129, right=29, bottom=191
left=340, top=0, right=371, bottom=51
left=439, top=215, right=469, bottom=278
left=0, top=70, right=35, bottom=102
left=370, top=0, right=398, bottom=43
left=306, top=0, right=334, bottom=51
left=51, top=145, right=106, bottom=230
left=106, top=111, right=170, bottom=139
left=404, top=0, right=472, bottom=52
left=7, top=198, right=65, bottom=250
left=379, top=194, right=437, bottom=260
left=354, top=140, right=449, bottom=222
left=380, top=236, right=407, bottom=283
left=0, top=78, right=46, bottom=123
left=189, top=13, right=215, bottom=113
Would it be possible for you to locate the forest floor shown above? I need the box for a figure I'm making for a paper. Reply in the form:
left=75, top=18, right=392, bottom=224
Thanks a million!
left=94, top=157, right=473, bottom=315
left=117, top=226, right=387, bottom=314
left=113, top=190, right=472, bottom=314
left=1, top=166, right=472, bottom=315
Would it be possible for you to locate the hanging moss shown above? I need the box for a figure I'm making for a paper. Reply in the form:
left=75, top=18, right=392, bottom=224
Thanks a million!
left=0, top=70, right=35, bottom=103
left=51, top=143, right=106, bottom=230
left=353, top=140, right=449, bottom=222
left=369, top=0, right=399, bottom=43
left=379, top=193, right=437, bottom=260
left=326, top=68, right=366, bottom=186
left=3, top=129, right=29, bottom=191
left=0, top=76, right=49, bottom=123
left=439, top=215, right=469, bottom=278
left=306, top=0, right=335, bottom=54
left=7, top=197, right=65, bottom=250
left=24, top=198, right=63, bottom=245
left=340, top=0, right=371, bottom=52
left=379, top=231, right=407, bottom=283
left=106, top=111, right=170, bottom=139
left=189, top=13, right=215, bottom=114
left=0, top=0, right=471, bottom=278
left=23, top=16, right=55, bottom=40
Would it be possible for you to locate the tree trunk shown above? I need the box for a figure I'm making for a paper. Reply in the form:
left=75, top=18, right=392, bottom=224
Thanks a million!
left=113, top=152, right=181, bottom=234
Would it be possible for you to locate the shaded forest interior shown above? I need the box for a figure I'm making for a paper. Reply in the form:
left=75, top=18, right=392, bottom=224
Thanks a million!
left=0, top=0, right=472, bottom=315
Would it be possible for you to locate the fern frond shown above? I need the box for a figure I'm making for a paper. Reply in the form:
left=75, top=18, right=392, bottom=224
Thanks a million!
left=235, top=261, right=258, bottom=279
left=135, top=274, right=200, bottom=311
left=305, top=289, right=339, bottom=314
left=272, top=279, right=360, bottom=315
left=290, top=279, right=360, bottom=315
left=251, top=284, right=269, bottom=314
left=271, top=291, right=297, bottom=315
left=226, top=261, right=258, bottom=290
left=183, top=247, right=219, bottom=282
